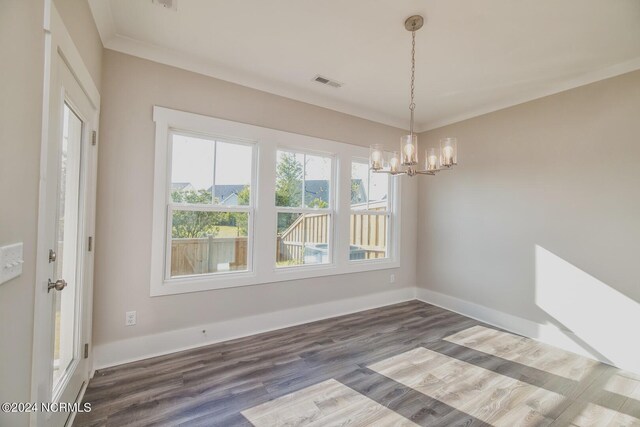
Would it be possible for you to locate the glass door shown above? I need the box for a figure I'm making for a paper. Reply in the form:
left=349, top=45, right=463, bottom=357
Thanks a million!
left=51, top=103, right=84, bottom=396
left=32, top=8, right=98, bottom=427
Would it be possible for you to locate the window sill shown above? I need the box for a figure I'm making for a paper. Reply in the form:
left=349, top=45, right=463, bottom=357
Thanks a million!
left=151, top=259, right=400, bottom=297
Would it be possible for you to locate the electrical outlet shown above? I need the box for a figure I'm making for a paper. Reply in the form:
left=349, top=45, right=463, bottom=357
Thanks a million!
left=390, top=274, right=396, bottom=284
left=125, top=311, right=137, bottom=326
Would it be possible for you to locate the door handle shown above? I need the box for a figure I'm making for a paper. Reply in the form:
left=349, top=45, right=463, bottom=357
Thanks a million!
left=48, top=279, right=67, bottom=293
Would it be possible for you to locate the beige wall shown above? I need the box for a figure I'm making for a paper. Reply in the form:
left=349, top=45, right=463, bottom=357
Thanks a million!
left=0, top=1, right=44, bottom=426
left=418, top=70, right=640, bottom=371
left=53, top=0, right=103, bottom=89
left=93, top=50, right=416, bottom=357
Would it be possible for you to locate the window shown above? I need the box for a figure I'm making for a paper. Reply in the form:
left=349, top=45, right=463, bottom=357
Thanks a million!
left=275, top=150, right=333, bottom=268
left=350, top=160, right=391, bottom=260
left=168, top=132, right=254, bottom=279
left=151, top=107, right=399, bottom=296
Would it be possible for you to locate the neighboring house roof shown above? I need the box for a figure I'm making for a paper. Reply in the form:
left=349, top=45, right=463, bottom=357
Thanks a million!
left=220, top=193, right=239, bottom=206
left=171, top=182, right=195, bottom=192
left=209, top=184, right=248, bottom=202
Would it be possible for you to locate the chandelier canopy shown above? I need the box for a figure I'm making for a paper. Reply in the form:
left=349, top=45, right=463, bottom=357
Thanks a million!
left=370, top=15, right=458, bottom=177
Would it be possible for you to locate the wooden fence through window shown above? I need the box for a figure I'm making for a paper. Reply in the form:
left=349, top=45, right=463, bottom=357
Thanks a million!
left=171, top=212, right=387, bottom=276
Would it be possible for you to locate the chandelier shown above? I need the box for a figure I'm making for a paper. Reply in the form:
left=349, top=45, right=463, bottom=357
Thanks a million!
left=370, top=15, right=458, bottom=177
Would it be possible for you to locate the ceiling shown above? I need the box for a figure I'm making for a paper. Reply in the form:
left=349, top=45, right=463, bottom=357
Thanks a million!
left=89, top=0, right=640, bottom=131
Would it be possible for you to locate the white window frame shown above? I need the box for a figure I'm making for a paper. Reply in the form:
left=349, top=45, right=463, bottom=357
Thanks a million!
left=165, top=130, right=256, bottom=281
left=349, top=157, right=394, bottom=263
left=275, top=148, right=336, bottom=269
left=151, top=106, right=400, bottom=296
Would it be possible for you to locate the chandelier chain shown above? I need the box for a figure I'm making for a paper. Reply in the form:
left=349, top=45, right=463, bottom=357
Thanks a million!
left=409, top=28, right=416, bottom=135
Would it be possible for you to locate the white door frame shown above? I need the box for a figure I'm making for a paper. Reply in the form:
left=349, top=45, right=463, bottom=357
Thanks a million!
left=32, top=1, right=100, bottom=425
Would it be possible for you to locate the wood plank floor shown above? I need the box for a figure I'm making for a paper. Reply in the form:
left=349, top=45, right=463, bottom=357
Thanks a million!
left=74, top=301, right=640, bottom=426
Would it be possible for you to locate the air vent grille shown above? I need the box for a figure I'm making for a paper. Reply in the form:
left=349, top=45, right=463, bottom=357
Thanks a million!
left=152, top=0, right=177, bottom=11
left=313, top=75, right=343, bottom=88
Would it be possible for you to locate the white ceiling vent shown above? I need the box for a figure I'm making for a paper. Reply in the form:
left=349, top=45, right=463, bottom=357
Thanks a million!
left=313, top=75, right=343, bottom=88
left=152, top=0, right=177, bottom=11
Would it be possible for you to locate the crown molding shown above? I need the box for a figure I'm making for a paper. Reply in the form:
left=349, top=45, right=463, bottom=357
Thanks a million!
left=89, top=0, right=640, bottom=134
left=88, top=0, right=410, bottom=131
left=107, top=33, right=413, bottom=131
left=419, top=56, right=640, bottom=132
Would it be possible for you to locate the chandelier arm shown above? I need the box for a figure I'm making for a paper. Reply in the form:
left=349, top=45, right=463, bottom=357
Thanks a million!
left=371, top=169, right=408, bottom=176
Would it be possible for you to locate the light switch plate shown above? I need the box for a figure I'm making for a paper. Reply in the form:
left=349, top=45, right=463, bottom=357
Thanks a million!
left=0, top=243, right=24, bottom=285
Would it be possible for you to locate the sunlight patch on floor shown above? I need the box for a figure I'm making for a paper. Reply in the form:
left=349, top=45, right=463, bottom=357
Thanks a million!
left=241, top=378, right=419, bottom=427
left=369, top=346, right=640, bottom=427
left=444, top=324, right=599, bottom=380
left=565, top=402, right=640, bottom=426
left=369, top=347, right=562, bottom=426
left=603, top=372, right=640, bottom=401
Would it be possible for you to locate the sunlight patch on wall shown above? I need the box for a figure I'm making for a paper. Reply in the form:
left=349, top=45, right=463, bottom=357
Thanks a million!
left=534, top=245, right=640, bottom=373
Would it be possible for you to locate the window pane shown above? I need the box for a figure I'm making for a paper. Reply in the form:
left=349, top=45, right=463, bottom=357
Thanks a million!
left=276, top=212, right=330, bottom=267
left=171, top=134, right=214, bottom=204
left=304, top=154, right=331, bottom=208
left=171, top=210, right=249, bottom=277
left=351, top=161, right=369, bottom=209
left=351, top=160, right=389, bottom=210
left=369, top=169, right=389, bottom=209
left=350, top=213, right=387, bottom=260
left=214, top=141, right=252, bottom=206
left=276, top=151, right=304, bottom=207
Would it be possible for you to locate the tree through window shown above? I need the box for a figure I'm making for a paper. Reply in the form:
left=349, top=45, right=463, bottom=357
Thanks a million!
left=275, top=150, right=333, bottom=267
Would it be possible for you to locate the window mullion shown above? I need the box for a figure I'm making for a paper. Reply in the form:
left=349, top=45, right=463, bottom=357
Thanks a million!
left=367, top=168, right=372, bottom=210
left=302, top=153, right=306, bottom=208
left=212, top=140, right=217, bottom=204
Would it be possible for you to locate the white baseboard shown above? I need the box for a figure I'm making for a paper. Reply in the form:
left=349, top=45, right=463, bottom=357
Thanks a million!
left=416, top=287, right=638, bottom=373
left=93, top=287, right=416, bottom=370
left=94, top=286, right=639, bottom=374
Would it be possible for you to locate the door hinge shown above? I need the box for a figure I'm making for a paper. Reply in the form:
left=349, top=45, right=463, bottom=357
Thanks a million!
left=84, top=343, right=89, bottom=359
left=88, top=236, right=93, bottom=252
left=91, top=130, right=97, bottom=146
